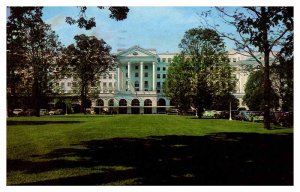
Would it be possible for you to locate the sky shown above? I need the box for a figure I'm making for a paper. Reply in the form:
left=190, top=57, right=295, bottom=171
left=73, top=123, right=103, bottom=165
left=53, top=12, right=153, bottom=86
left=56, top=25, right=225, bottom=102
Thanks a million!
left=42, top=6, right=236, bottom=53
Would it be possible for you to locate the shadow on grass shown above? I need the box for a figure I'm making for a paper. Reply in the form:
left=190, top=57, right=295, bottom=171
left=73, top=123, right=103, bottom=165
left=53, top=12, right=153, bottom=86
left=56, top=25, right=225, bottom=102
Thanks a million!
left=7, top=121, right=82, bottom=125
left=7, top=132, right=293, bottom=185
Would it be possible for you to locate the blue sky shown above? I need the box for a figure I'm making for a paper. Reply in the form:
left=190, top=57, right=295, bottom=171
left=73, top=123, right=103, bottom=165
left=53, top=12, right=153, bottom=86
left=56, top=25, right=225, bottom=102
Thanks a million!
left=42, top=6, right=236, bottom=53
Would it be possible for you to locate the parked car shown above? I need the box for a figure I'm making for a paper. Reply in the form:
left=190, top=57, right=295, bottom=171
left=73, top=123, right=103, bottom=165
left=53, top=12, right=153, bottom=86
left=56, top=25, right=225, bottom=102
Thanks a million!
left=234, top=111, right=264, bottom=122
left=203, top=110, right=217, bottom=118
left=24, top=109, right=36, bottom=116
left=234, top=111, right=251, bottom=121
left=39, top=109, right=49, bottom=116
left=12, top=109, right=24, bottom=116
left=49, top=109, right=64, bottom=115
left=184, top=109, right=196, bottom=116
left=167, top=108, right=179, bottom=115
left=271, top=111, right=293, bottom=127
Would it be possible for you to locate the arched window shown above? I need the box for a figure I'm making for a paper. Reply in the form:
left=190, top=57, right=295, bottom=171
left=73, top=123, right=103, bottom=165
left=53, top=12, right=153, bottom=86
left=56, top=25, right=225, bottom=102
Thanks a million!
left=131, top=99, right=140, bottom=106
left=108, top=99, right=114, bottom=106
left=119, top=99, right=127, bottom=106
left=157, top=98, right=166, bottom=106
left=97, top=99, right=104, bottom=106
left=144, top=99, right=152, bottom=106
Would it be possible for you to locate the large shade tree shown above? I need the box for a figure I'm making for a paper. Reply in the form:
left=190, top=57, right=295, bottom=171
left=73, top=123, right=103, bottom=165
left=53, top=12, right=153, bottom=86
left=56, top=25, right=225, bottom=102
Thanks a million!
left=7, top=7, right=61, bottom=115
left=60, top=34, right=114, bottom=114
left=165, top=27, right=236, bottom=118
left=199, top=7, right=293, bottom=129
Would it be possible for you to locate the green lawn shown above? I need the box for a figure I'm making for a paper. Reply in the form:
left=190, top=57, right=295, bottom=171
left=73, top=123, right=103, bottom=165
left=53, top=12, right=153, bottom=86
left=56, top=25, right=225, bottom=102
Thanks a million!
left=7, top=115, right=293, bottom=185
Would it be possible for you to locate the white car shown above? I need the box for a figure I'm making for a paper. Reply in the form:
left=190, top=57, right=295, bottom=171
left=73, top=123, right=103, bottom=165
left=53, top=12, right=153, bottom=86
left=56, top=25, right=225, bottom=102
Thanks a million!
left=13, top=109, right=24, bottom=116
left=39, top=109, right=49, bottom=116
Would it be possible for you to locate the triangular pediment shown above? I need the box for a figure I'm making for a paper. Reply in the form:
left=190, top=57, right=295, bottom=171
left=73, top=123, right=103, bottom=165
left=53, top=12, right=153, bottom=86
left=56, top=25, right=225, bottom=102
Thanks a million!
left=116, top=46, right=157, bottom=57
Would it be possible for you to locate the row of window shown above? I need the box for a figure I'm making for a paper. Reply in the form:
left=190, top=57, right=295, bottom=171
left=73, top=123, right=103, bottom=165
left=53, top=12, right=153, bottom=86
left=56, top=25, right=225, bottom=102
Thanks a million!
left=157, top=58, right=172, bottom=63
left=126, top=65, right=167, bottom=71
left=102, top=74, right=115, bottom=79
left=126, top=72, right=167, bottom=78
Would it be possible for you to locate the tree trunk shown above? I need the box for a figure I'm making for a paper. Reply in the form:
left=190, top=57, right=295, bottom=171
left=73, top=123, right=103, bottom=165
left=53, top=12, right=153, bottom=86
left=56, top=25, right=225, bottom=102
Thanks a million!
left=80, top=84, right=86, bottom=114
left=262, top=7, right=271, bottom=129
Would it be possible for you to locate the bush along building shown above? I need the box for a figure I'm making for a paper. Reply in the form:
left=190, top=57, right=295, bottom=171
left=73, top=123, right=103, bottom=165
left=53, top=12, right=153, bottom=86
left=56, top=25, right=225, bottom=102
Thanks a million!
left=49, top=46, right=263, bottom=114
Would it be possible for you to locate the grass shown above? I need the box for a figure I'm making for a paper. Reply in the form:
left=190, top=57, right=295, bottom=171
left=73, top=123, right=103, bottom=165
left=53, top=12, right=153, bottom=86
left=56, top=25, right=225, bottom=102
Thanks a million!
left=7, top=115, right=293, bottom=185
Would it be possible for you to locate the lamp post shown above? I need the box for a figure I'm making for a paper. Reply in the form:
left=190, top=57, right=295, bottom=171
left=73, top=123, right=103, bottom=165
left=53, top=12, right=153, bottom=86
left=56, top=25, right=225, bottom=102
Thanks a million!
left=229, top=100, right=232, bottom=120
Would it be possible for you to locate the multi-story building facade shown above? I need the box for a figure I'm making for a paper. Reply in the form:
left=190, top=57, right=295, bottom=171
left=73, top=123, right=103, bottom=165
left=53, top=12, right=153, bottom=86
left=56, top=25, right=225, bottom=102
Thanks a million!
left=56, top=45, right=259, bottom=114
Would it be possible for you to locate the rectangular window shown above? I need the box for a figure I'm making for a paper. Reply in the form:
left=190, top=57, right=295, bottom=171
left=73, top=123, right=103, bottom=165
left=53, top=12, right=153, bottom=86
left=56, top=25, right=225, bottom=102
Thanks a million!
left=162, top=58, right=166, bottom=62
left=145, top=89, right=148, bottom=91
left=157, top=82, right=161, bottom=88
left=126, top=73, right=128, bottom=78
left=109, top=74, right=112, bottom=79
left=163, top=74, right=166, bottom=78
left=163, top=67, right=166, bottom=71
left=144, top=65, right=148, bottom=69
left=157, top=74, right=161, bottom=78
left=157, top=58, right=160, bottom=62
left=135, top=65, right=139, bottom=70
left=157, top=67, right=160, bottom=71
left=103, top=75, right=107, bottom=79
left=135, top=73, right=139, bottom=77
left=61, top=82, right=64, bottom=87
left=168, top=58, right=171, bottom=63
left=109, top=82, right=112, bottom=87
left=126, top=66, right=128, bottom=69
left=145, top=73, right=148, bottom=77
left=144, top=81, right=148, bottom=87
left=157, top=89, right=161, bottom=93
left=67, top=82, right=72, bottom=87
left=103, top=82, right=107, bottom=87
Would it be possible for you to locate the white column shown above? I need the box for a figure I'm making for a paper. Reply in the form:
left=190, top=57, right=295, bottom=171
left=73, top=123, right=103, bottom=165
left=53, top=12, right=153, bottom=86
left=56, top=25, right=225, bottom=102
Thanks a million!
left=117, top=65, right=120, bottom=91
left=127, top=62, right=131, bottom=90
left=140, top=62, right=143, bottom=91
left=152, top=62, right=156, bottom=91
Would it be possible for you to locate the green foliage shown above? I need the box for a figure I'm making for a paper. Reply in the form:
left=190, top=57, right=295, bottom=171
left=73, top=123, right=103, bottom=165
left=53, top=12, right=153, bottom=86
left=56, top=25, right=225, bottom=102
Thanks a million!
left=271, top=56, right=293, bottom=112
left=7, top=7, right=61, bottom=113
left=243, top=70, right=279, bottom=111
left=166, top=27, right=236, bottom=117
left=66, top=6, right=130, bottom=30
left=60, top=34, right=114, bottom=113
left=211, top=94, right=239, bottom=111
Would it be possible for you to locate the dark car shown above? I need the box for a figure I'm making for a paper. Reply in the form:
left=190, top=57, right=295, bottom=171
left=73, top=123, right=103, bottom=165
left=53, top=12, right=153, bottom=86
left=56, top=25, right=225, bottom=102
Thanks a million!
left=271, top=111, right=293, bottom=127
left=24, top=109, right=36, bottom=116
left=167, top=108, right=179, bottom=115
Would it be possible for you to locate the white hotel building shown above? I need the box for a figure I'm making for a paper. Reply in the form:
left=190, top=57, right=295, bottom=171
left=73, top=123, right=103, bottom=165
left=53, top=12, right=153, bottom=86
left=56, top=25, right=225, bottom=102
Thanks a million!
left=58, top=45, right=255, bottom=114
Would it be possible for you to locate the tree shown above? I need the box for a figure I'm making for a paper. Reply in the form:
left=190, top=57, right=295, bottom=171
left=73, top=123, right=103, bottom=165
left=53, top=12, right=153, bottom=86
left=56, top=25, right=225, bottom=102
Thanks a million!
left=243, top=70, right=279, bottom=111
left=60, top=34, right=114, bottom=114
left=165, top=27, right=236, bottom=118
left=7, top=7, right=61, bottom=116
left=199, top=7, right=293, bottom=129
left=271, top=54, right=293, bottom=112
left=66, top=6, right=130, bottom=30
left=164, top=55, right=193, bottom=112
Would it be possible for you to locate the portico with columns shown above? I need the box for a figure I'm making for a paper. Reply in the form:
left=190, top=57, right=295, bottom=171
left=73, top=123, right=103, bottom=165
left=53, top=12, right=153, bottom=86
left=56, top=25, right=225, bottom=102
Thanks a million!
left=113, top=45, right=167, bottom=114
